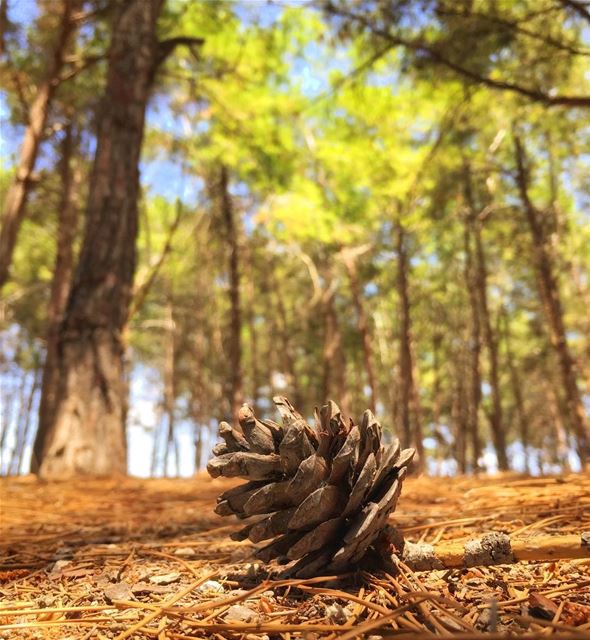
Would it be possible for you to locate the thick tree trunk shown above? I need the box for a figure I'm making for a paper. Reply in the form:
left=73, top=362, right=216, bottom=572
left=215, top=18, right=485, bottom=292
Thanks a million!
left=395, top=222, right=424, bottom=468
left=463, top=214, right=482, bottom=472
left=343, top=255, right=377, bottom=414
left=0, top=0, right=78, bottom=289
left=218, top=165, right=243, bottom=423
left=34, top=0, right=163, bottom=478
left=513, top=134, right=590, bottom=464
left=31, top=124, right=81, bottom=473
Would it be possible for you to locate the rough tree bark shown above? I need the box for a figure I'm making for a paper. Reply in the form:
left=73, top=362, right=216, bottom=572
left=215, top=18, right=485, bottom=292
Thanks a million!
left=463, top=212, right=482, bottom=471
left=34, top=0, right=164, bottom=478
left=31, top=124, right=81, bottom=472
left=0, top=0, right=79, bottom=289
left=513, top=134, right=590, bottom=464
left=395, top=221, right=424, bottom=468
left=218, top=165, right=243, bottom=423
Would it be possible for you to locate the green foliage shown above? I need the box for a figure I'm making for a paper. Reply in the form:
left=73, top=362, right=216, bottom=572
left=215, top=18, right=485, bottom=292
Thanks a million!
left=2, top=0, right=590, bottom=475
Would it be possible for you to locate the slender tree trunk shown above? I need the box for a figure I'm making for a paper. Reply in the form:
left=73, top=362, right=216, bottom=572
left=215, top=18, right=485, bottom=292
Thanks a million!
left=189, top=251, right=213, bottom=479
left=395, top=222, right=424, bottom=467
left=321, top=278, right=350, bottom=416
left=150, top=405, right=164, bottom=477
left=12, top=362, right=41, bottom=474
left=343, top=256, right=377, bottom=413
left=431, top=332, right=442, bottom=434
left=544, top=380, right=572, bottom=472
left=34, top=0, right=164, bottom=478
left=4, top=362, right=26, bottom=475
left=247, top=248, right=260, bottom=412
left=269, top=266, right=302, bottom=408
left=163, top=298, right=178, bottom=476
left=463, top=214, right=482, bottom=472
left=31, top=124, right=81, bottom=472
left=463, top=164, right=508, bottom=469
left=0, top=0, right=79, bottom=289
left=513, top=134, right=590, bottom=464
left=473, top=221, right=509, bottom=470
left=194, top=426, right=203, bottom=472
left=218, top=165, right=243, bottom=423
left=452, top=363, right=468, bottom=474
left=501, top=311, right=530, bottom=474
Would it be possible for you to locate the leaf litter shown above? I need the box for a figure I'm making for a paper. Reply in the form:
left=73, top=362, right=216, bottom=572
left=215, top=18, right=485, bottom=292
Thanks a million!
left=0, top=472, right=589, bottom=639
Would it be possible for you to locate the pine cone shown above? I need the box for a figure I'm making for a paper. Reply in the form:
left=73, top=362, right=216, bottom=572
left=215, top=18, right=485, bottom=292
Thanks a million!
left=207, top=397, right=415, bottom=577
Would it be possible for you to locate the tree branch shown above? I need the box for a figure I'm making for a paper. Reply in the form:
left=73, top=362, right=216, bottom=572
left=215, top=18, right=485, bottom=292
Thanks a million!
left=325, top=3, right=590, bottom=108
left=128, top=201, right=184, bottom=321
left=558, top=0, right=590, bottom=24
left=157, top=35, right=204, bottom=67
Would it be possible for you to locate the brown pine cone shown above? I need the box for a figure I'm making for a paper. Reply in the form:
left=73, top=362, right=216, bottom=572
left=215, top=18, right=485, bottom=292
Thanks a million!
left=207, top=396, right=414, bottom=577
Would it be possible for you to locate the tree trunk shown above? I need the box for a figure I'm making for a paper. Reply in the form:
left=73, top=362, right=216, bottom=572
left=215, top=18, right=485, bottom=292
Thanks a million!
left=247, top=248, right=260, bottom=412
left=163, top=298, right=179, bottom=476
left=462, top=164, right=508, bottom=469
left=0, top=0, right=8, bottom=56
left=463, top=213, right=482, bottom=472
left=31, top=124, right=81, bottom=473
left=321, top=278, right=350, bottom=416
left=474, top=225, right=508, bottom=470
left=501, top=311, right=530, bottom=474
left=34, top=0, right=163, bottom=478
left=343, top=255, right=377, bottom=414
left=12, top=361, right=41, bottom=475
left=0, top=0, right=79, bottom=289
left=513, top=134, right=590, bottom=464
left=218, top=165, right=243, bottom=423
left=270, top=266, right=302, bottom=408
left=451, top=361, right=468, bottom=474
left=395, top=222, right=424, bottom=468
left=544, top=379, right=572, bottom=472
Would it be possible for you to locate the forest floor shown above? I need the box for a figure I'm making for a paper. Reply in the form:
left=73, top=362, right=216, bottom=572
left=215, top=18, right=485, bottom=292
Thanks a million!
left=0, top=473, right=589, bottom=639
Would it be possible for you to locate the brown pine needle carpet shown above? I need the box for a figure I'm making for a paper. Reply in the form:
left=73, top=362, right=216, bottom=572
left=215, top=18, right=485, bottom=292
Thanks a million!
left=1, top=473, right=589, bottom=639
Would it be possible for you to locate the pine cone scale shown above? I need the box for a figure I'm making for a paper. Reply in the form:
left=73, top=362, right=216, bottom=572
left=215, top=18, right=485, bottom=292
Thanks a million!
left=207, top=397, right=414, bottom=576
left=288, top=484, right=342, bottom=530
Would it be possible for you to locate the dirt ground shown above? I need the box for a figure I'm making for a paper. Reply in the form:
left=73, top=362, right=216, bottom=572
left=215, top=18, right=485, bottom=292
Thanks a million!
left=1, top=472, right=589, bottom=639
